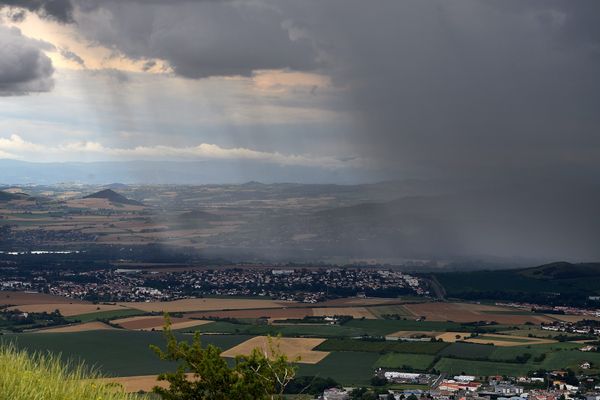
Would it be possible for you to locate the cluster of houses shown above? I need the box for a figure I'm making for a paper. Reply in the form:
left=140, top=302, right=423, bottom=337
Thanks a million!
left=319, top=371, right=600, bottom=400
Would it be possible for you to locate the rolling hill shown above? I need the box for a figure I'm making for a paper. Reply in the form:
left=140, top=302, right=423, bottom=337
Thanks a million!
left=83, top=189, right=143, bottom=206
left=434, top=262, right=600, bottom=306
left=0, top=190, right=32, bottom=202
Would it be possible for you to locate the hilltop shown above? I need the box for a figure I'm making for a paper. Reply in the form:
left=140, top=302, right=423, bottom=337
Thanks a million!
left=83, top=189, right=143, bottom=206
left=519, top=261, right=600, bottom=280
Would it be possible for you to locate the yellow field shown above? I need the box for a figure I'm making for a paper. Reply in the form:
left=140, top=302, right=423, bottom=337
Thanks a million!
left=111, top=315, right=212, bottom=331
left=435, top=332, right=471, bottom=342
left=8, top=303, right=127, bottom=316
left=116, top=298, right=291, bottom=313
left=35, top=321, right=116, bottom=333
left=220, top=336, right=329, bottom=364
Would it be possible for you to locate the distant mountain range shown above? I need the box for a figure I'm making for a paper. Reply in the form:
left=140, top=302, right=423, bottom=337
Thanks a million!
left=0, top=159, right=374, bottom=185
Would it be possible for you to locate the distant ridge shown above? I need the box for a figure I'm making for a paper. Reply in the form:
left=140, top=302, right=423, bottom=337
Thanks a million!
left=519, top=261, right=600, bottom=280
left=0, top=190, right=31, bottom=202
left=83, top=189, right=143, bottom=206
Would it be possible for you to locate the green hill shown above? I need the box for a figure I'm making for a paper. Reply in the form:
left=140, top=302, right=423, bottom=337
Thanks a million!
left=434, top=262, right=600, bottom=306
left=0, top=190, right=31, bottom=202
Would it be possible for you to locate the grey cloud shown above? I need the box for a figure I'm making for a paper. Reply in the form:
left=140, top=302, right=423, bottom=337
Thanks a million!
left=0, top=0, right=74, bottom=23
left=59, top=47, right=84, bottom=66
left=141, top=59, right=156, bottom=71
left=7, top=8, right=26, bottom=22
left=0, top=25, right=54, bottom=95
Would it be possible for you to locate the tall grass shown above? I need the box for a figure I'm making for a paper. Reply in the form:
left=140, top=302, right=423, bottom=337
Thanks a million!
left=0, top=345, right=138, bottom=400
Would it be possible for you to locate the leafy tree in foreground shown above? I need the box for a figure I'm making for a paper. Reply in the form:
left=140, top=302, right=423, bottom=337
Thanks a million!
left=150, top=316, right=297, bottom=400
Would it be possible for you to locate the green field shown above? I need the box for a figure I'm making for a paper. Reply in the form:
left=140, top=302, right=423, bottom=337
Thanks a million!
left=2, top=331, right=250, bottom=376
left=438, top=342, right=495, bottom=359
left=342, top=319, right=466, bottom=335
left=297, top=352, right=380, bottom=385
left=194, top=321, right=369, bottom=337
left=475, top=335, right=533, bottom=343
left=316, top=338, right=448, bottom=354
left=489, top=342, right=579, bottom=361
left=374, top=353, right=435, bottom=371
left=66, top=309, right=146, bottom=323
left=433, top=357, right=533, bottom=376
left=541, top=350, right=600, bottom=370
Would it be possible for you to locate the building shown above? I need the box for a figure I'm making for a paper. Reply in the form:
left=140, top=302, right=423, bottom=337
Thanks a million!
left=322, top=388, right=350, bottom=400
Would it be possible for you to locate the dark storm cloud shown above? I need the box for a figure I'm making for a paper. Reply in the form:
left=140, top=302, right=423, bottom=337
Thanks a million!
left=29, top=0, right=600, bottom=259
left=73, top=0, right=317, bottom=78
left=0, top=0, right=74, bottom=23
left=0, top=25, right=54, bottom=95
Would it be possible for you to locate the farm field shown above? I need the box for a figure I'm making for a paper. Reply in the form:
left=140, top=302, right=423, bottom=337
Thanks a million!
left=67, top=308, right=146, bottom=323
left=187, top=307, right=314, bottom=320
left=0, top=291, right=84, bottom=306
left=7, top=303, right=131, bottom=316
left=311, top=307, right=377, bottom=319
left=297, top=352, right=380, bottom=385
left=221, top=336, right=329, bottom=364
left=2, top=331, right=250, bottom=376
left=439, top=342, right=496, bottom=359
left=316, top=339, right=449, bottom=355
left=116, top=298, right=291, bottom=313
left=464, top=333, right=556, bottom=347
left=403, top=302, right=553, bottom=324
left=433, top=357, right=534, bottom=376
left=36, top=321, right=115, bottom=333
left=374, top=353, right=436, bottom=371
left=111, top=316, right=212, bottom=331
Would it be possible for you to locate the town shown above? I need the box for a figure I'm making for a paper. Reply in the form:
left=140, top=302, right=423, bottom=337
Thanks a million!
left=0, top=266, right=427, bottom=303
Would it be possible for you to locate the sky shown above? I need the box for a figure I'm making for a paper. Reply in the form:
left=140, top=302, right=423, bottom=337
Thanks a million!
left=0, top=0, right=600, bottom=185
left=1, top=0, right=600, bottom=260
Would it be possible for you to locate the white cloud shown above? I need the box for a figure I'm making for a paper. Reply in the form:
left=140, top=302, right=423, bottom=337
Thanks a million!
left=0, top=134, right=360, bottom=168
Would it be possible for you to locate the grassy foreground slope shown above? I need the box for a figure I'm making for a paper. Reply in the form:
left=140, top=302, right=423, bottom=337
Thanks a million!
left=0, top=345, right=136, bottom=400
